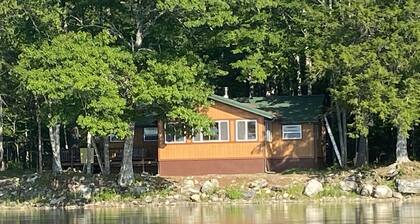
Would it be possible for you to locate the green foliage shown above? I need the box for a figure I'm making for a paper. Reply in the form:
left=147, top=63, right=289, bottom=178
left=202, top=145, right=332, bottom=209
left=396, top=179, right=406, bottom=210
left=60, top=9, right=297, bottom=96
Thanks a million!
left=284, top=183, right=305, bottom=199
left=225, top=185, right=243, bottom=200
left=92, top=188, right=120, bottom=202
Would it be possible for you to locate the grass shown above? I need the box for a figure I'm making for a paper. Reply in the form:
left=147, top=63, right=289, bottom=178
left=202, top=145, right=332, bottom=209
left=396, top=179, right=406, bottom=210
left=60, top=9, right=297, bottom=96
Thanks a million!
left=92, top=189, right=121, bottom=202
left=284, top=183, right=305, bottom=199
left=225, top=185, right=243, bottom=200
left=316, top=184, right=357, bottom=198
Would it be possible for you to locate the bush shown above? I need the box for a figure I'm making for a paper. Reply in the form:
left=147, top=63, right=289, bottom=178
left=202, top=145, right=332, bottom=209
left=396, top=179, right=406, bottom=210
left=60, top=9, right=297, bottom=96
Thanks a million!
left=225, top=186, right=243, bottom=200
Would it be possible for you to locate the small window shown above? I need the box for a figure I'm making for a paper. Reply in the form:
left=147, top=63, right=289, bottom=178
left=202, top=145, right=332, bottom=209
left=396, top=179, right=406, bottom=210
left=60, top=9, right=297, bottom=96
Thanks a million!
left=165, top=123, right=186, bottom=143
left=144, top=127, right=158, bottom=141
left=236, top=120, right=257, bottom=141
left=109, top=134, right=124, bottom=142
left=282, top=125, right=302, bottom=140
left=265, top=120, right=272, bottom=142
left=193, top=121, right=229, bottom=142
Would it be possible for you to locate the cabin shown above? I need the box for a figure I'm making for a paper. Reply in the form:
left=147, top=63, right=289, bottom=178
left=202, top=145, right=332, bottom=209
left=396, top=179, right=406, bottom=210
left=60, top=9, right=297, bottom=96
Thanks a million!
left=61, top=94, right=326, bottom=176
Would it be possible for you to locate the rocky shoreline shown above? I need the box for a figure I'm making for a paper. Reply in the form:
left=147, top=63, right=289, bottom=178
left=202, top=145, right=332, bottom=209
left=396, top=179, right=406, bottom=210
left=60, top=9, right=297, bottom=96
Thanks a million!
left=1, top=162, right=420, bottom=209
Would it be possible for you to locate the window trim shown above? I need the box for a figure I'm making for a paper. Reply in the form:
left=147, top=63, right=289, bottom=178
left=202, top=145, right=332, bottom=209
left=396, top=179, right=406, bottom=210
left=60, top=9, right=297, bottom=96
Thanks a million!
left=192, top=120, right=230, bottom=143
left=164, top=123, right=186, bottom=144
left=282, top=124, right=302, bottom=140
left=235, top=119, right=258, bottom=142
left=143, top=127, right=158, bottom=142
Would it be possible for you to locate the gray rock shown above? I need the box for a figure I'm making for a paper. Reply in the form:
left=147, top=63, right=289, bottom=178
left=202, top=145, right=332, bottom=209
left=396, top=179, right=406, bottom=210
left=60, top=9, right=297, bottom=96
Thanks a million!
left=271, top=185, right=284, bottom=192
left=359, top=184, right=374, bottom=197
left=396, top=179, right=420, bottom=194
left=78, top=184, right=92, bottom=200
left=374, top=185, right=393, bottom=198
left=392, top=191, right=403, bottom=199
left=304, top=179, right=323, bottom=197
left=190, top=194, right=200, bottom=202
left=144, top=195, right=153, bottom=203
left=210, top=195, right=219, bottom=202
left=201, top=179, right=219, bottom=193
left=243, top=189, right=256, bottom=200
left=181, top=187, right=200, bottom=195
left=340, top=180, right=358, bottom=192
left=50, top=196, right=66, bottom=206
left=249, top=179, right=268, bottom=190
left=131, top=186, right=148, bottom=196
left=183, top=179, right=195, bottom=188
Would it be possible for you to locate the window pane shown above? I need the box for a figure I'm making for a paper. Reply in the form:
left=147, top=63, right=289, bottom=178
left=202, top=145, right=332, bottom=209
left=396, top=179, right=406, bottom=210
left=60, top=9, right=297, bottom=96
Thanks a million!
left=284, top=133, right=301, bottom=139
left=176, top=135, right=185, bottom=142
left=283, top=125, right=301, bottom=133
left=247, top=121, right=257, bottom=140
left=144, top=127, right=158, bottom=141
left=220, top=121, right=228, bottom=141
left=237, top=121, right=246, bottom=140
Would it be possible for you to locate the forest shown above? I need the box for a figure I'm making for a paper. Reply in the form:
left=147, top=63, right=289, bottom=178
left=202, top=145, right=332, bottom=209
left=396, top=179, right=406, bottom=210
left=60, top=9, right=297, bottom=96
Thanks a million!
left=0, top=0, right=419, bottom=185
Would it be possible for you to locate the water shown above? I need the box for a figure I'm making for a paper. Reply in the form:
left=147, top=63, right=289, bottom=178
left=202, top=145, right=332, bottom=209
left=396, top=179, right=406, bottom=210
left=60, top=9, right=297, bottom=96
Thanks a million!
left=0, top=201, right=419, bottom=224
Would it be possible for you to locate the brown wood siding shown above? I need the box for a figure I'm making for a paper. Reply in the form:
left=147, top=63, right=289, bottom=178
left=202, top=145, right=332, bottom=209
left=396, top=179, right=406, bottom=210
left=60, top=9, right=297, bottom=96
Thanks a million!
left=268, top=123, right=316, bottom=159
left=109, top=127, right=158, bottom=160
left=158, top=102, right=266, bottom=161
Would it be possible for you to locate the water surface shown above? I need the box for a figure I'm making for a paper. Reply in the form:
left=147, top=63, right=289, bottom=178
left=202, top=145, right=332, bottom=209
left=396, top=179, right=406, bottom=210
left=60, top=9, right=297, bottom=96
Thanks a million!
left=0, top=201, right=419, bottom=223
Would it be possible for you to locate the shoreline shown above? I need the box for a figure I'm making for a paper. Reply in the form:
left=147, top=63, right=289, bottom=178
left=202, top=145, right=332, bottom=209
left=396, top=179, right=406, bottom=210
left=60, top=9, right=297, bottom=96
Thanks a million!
left=1, top=195, right=420, bottom=210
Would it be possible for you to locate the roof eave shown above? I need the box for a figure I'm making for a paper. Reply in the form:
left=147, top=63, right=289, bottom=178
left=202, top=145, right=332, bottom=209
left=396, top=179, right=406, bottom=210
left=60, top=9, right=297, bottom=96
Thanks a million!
left=209, top=95, right=274, bottom=119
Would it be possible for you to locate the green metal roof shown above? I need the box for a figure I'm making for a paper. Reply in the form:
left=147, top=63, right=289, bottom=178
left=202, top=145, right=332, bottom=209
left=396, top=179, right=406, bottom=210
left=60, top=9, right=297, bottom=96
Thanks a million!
left=210, top=94, right=325, bottom=123
left=209, top=95, right=274, bottom=119
left=236, top=95, right=325, bottom=123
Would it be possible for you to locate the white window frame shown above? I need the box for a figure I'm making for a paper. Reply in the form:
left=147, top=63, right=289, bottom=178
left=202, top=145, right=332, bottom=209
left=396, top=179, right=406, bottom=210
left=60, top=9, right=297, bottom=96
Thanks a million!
left=282, top=125, right=302, bottom=140
left=143, top=127, right=158, bottom=142
left=192, top=120, right=230, bottom=143
left=164, top=123, right=186, bottom=144
left=235, top=120, right=258, bottom=142
left=109, top=134, right=124, bottom=143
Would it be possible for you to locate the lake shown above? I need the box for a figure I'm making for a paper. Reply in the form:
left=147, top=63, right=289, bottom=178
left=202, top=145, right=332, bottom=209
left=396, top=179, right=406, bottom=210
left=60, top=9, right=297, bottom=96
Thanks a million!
left=0, top=201, right=419, bottom=223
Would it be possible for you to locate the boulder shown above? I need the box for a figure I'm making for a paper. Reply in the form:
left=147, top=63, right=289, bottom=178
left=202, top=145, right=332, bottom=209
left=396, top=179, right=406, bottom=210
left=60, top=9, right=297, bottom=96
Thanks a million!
left=392, top=192, right=403, bottom=199
left=144, top=195, right=153, bottom=203
left=396, top=179, right=420, bottom=194
left=359, top=184, right=374, bottom=197
left=50, top=196, right=66, bottom=206
left=243, top=189, right=256, bottom=200
left=131, top=186, right=148, bottom=196
left=201, top=179, right=219, bottom=193
left=77, top=184, right=92, bottom=200
left=249, top=179, right=268, bottom=190
left=304, top=179, right=323, bottom=197
left=340, top=180, right=358, bottom=192
left=271, top=185, right=284, bottom=192
left=373, top=185, right=393, bottom=198
left=190, top=194, right=200, bottom=202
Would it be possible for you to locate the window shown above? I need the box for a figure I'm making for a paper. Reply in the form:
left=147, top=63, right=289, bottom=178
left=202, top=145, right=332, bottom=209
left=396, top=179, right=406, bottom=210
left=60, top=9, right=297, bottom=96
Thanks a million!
left=193, top=121, right=229, bottom=142
left=165, top=123, right=186, bottom=143
left=282, top=125, right=302, bottom=140
left=236, top=120, right=257, bottom=141
left=265, top=120, right=272, bottom=142
left=144, top=127, right=158, bottom=141
left=109, top=134, right=124, bottom=142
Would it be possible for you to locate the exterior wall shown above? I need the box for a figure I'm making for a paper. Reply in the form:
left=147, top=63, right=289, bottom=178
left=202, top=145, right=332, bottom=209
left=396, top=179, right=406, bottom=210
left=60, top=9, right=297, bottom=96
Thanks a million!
left=109, top=126, right=158, bottom=160
left=158, top=102, right=266, bottom=176
left=267, top=122, right=325, bottom=172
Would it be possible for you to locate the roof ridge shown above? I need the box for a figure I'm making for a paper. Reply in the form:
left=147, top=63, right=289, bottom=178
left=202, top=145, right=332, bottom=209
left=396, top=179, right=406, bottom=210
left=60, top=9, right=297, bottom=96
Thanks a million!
left=209, top=95, right=274, bottom=119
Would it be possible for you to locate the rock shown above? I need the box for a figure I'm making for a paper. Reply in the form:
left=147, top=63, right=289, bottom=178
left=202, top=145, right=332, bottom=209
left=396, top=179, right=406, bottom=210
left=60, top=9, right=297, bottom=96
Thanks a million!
left=271, top=185, right=284, bottom=192
left=183, top=179, right=195, bottom=188
left=131, top=186, right=147, bottom=196
left=396, top=179, right=420, bottom=194
left=243, top=189, right=256, bottom=200
left=144, top=196, right=153, bottom=203
left=304, top=179, right=323, bottom=197
left=359, top=184, right=374, bottom=197
left=374, top=185, right=393, bottom=198
left=282, top=192, right=289, bottom=199
left=78, top=184, right=92, bottom=200
left=340, top=180, right=358, bottom=192
left=26, top=175, right=39, bottom=183
left=50, top=196, right=66, bottom=206
left=210, top=195, right=219, bottom=202
left=181, top=187, right=200, bottom=195
left=249, top=179, right=268, bottom=190
left=392, top=192, right=403, bottom=199
left=190, top=194, right=200, bottom=202
left=201, top=179, right=219, bottom=193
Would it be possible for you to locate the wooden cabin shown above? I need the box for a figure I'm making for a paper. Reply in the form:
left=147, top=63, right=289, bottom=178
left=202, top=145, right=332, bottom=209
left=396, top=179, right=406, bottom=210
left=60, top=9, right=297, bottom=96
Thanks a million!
left=61, top=94, right=326, bottom=176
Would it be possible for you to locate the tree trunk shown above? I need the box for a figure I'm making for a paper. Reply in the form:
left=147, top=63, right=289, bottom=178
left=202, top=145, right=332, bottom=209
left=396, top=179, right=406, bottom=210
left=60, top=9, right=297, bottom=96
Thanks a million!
left=295, top=55, right=302, bottom=96
left=49, top=124, right=62, bottom=173
left=118, top=123, right=135, bottom=187
left=355, top=135, right=368, bottom=167
left=103, top=136, right=110, bottom=175
left=396, top=127, right=410, bottom=163
left=36, top=110, right=43, bottom=173
left=86, top=132, right=92, bottom=175
left=336, top=105, right=347, bottom=167
left=92, top=136, right=104, bottom=174
left=0, top=96, right=5, bottom=171
left=324, top=116, right=343, bottom=167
